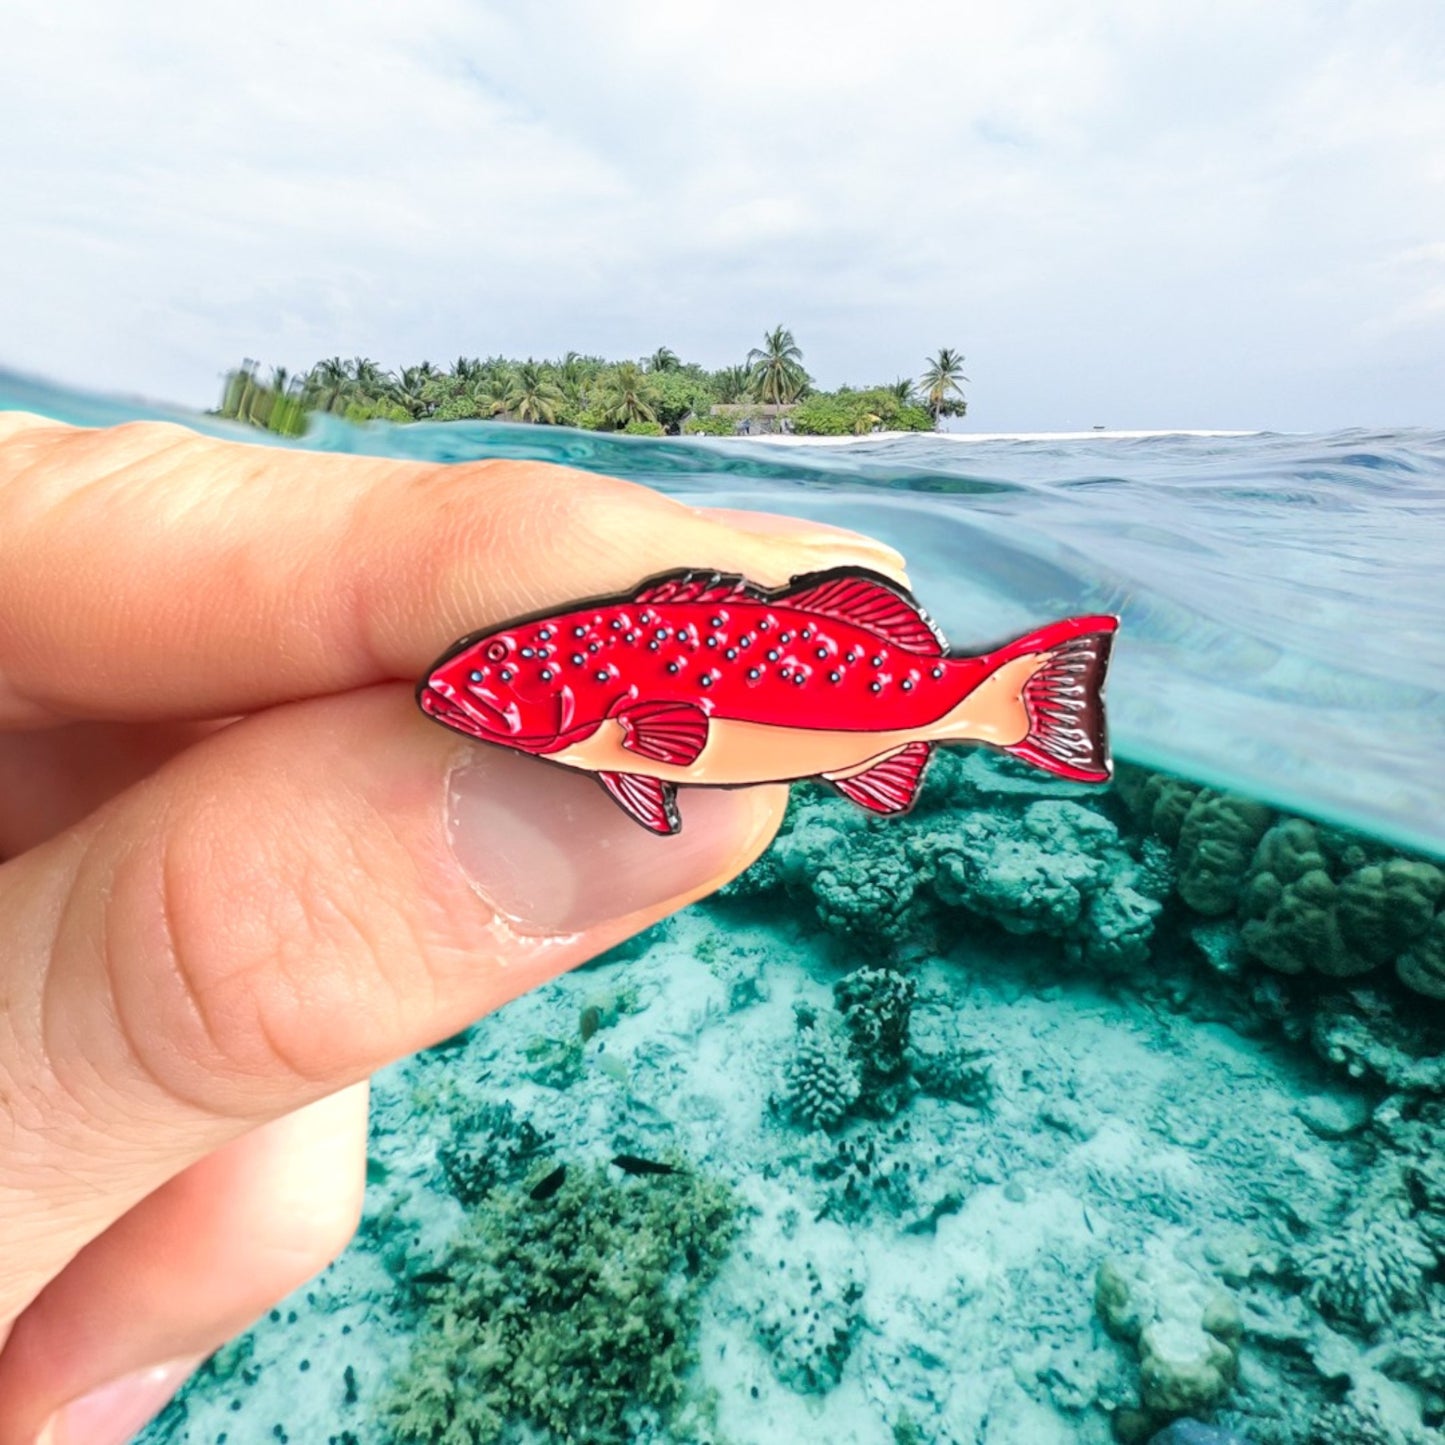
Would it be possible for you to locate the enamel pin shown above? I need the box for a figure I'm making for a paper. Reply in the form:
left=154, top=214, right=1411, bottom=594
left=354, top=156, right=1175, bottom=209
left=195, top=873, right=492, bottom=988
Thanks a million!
left=417, top=566, right=1118, bottom=835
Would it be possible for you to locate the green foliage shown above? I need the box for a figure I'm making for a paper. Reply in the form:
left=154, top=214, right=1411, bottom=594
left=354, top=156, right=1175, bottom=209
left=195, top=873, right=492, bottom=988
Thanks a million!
left=379, top=1163, right=739, bottom=1445
left=219, top=334, right=962, bottom=441
left=682, top=413, right=737, bottom=436
left=622, top=418, right=666, bottom=436
left=790, top=388, right=932, bottom=436
left=643, top=369, right=714, bottom=432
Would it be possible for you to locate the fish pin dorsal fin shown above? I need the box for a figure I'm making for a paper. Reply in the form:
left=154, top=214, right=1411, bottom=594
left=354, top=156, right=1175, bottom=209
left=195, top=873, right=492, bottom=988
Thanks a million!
left=597, top=771, right=680, bottom=835
left=618, top=700, right=710, bottom=766
left=632, top=571, right=765, bottom=605
left=783, top=570, right=946, bottom=655
left=825, top=741, right=933, bottom=814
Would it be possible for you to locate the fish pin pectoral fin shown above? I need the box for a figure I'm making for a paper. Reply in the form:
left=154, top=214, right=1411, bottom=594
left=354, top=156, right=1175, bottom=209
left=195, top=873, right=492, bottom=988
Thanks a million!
left=597, top=771, right=681, bottom=835
left=617, top=700, right=710, bottom=766
left=823, top=740, right=934, bottom=815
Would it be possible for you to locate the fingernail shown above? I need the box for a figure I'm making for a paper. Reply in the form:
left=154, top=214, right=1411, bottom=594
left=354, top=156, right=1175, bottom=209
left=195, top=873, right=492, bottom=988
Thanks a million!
left=39, top=1357, right=200, bottom=1445
left=447, top=748, right=774, bottom=935
left=694, top=505, right=909, bottom=577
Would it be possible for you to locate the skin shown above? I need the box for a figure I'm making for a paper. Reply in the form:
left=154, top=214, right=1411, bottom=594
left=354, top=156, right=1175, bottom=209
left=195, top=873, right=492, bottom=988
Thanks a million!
left=0, top=412, right=910, bottom=1442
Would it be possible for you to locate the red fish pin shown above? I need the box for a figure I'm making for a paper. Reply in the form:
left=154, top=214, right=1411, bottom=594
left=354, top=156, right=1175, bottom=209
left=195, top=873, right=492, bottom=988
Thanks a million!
left=418, top=567, right=1118, bottom=835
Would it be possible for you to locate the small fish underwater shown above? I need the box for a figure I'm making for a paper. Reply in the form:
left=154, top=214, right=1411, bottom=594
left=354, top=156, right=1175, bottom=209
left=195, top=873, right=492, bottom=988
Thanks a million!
left=418, top=565, right=1118, bottom=833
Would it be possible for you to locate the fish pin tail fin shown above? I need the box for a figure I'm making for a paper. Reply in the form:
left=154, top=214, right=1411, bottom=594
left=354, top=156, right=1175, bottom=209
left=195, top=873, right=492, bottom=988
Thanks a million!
left=992, top=615, right=1118, bottom=783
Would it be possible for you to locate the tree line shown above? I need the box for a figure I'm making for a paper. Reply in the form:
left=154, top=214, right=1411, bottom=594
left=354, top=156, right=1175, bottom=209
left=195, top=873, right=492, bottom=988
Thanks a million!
left=216, top=327, right=969, bottom=439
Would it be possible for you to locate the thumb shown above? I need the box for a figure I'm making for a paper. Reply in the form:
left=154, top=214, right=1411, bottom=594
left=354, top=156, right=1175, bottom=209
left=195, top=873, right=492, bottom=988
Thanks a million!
left=0, top=682, right=784, bottom=1335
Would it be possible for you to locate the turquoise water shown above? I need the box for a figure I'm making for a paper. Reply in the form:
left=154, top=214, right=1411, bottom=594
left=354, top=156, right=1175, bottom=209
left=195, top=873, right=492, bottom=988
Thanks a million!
left=4, top=368, right=1441, bottom=858
left=4, top=372, right=1445, bottom=1445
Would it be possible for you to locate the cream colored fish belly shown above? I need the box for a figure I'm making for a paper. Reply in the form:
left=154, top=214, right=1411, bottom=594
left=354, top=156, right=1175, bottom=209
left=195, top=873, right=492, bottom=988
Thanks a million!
left=548, top=652, right=1042, bottom=785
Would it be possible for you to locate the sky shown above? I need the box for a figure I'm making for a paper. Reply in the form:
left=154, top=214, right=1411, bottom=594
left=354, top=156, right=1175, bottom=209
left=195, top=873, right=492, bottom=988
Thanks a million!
left=1, top=0, right=1442, bottom=432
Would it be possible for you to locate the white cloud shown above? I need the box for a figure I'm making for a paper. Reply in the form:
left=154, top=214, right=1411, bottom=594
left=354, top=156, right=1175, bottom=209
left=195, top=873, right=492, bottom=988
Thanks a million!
left=1, top=0, right=1442, bottom=428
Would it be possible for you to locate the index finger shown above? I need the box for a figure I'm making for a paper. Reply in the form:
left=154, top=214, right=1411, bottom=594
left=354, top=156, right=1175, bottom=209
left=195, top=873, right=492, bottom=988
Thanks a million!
left=0, top=413, right=908, bottom=726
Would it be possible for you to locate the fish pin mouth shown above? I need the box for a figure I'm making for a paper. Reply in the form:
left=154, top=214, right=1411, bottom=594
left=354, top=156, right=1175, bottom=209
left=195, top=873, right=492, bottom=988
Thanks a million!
left=420, top=682, right=523, bottom=740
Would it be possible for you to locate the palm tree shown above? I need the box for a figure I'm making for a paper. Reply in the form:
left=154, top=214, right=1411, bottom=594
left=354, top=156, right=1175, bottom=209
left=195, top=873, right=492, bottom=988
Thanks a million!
left=499, top=361, right=564, bottom=424
left=885, top=376, right=917, bottom=405
left=646, top=346, right=681, bottom=373
left=920, top=348, right=969, bottom=427
left=746, top=326, right=808, bottom=406
left=394, top=362, right=439, bottom=418
left=450, top=356, right=483, bottom=383
left=306, top=357, right=350, bottom=413
left=596, top=361, right=658, bottom=428
left=347, top=356, right=392, bottom=402
left=711, top=364, right=753, bottom=404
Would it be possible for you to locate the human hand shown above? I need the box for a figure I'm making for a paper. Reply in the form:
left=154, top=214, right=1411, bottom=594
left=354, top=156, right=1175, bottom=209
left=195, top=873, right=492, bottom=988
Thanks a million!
left=0, top=413, right=907, bottom=1443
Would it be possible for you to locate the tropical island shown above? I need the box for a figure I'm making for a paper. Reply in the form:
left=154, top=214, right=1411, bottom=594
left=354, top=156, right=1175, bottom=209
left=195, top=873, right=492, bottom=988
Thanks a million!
left=215, top=328, right=968, bottom=440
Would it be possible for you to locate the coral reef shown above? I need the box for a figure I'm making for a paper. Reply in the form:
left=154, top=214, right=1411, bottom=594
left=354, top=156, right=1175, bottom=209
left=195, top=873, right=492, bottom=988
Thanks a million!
left=1175, top=791, right=1275, bottom=917
left=914, top=799, right=1170, bottom=971
left=434, top=1100, right=554, bottom=1210
left=780, top=1009, right=862, bottom=1131
left=1120, top=763, right=1445, bottom=1002
left=379, top=1162, right=737, bottom=1445
left=834, top=965, right=917, bottom=1114
left=1296, top=1200, right=1435, bottom=1335
left=1095, top=1256, right=1243, bottom=1435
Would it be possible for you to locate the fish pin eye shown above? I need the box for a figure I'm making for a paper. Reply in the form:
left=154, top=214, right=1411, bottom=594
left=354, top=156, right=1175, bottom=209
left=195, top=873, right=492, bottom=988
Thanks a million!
left=485, top=640, right=509, bottom=663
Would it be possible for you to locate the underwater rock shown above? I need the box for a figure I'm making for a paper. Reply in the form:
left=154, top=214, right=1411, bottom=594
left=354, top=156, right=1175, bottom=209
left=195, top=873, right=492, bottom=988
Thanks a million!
left=1293, top=1091, right=1372, bottom=1139
left=781, top=1012, right=862, bottom=1131
left=1309, top=992, right=1445, bottom=1093
left=1176, top=790, right=1275, bottom=917
left=1148, top=1422, right=1260, bottom=1445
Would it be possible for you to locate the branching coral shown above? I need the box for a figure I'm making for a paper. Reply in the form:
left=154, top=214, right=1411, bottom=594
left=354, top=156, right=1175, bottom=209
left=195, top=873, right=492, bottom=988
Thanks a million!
left=782, top=1012, right=862, bottom=1131
left=379, top=1163, right=738, bottom=1445
left=1297, top=1201, right=1435, bottom=1335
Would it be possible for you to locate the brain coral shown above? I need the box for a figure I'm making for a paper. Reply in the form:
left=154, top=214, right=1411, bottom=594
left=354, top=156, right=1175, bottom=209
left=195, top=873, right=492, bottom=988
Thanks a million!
left=1397, top=911, right=1445, bottom=1000
left=1239, top=820, right=1360, bottom=977
left=1239, top=818, right=1445, bottom=989
left=1175, top=790, right=1274, bottom=916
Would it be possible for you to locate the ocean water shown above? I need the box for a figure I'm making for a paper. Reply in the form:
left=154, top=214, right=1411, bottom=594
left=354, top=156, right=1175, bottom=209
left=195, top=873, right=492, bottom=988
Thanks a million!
left=3, top=372, right=1444, bottom=1445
